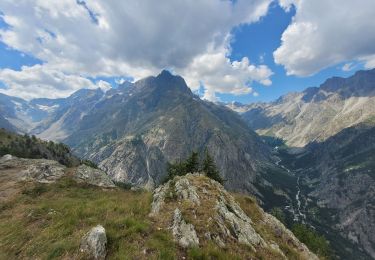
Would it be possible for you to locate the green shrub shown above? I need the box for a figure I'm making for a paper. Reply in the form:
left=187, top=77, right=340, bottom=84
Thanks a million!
left=270, top=207, right=286, bottom=224
left=292, top=223, right=333, bottom=259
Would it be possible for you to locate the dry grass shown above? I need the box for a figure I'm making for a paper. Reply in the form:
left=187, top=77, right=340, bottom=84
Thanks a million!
left=0, top=176, right=176, bottom=259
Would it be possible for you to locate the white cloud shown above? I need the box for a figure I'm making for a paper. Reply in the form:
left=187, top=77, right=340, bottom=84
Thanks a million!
left=0, top=64, right=105, bottom=100
left=203, top=89, right=219, bottom=102
left=274, top=0, right=375, bottom=76
left=342, top=63, right=355, bottom=72
left=253, top=91, right=259, bottom=97
left=0, top=0, right=273, bottom=99
left=181, top=44, right=273, bottom=101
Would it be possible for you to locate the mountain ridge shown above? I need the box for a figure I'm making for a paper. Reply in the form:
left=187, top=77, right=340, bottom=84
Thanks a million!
left=234, top=68, right=375, bottom=147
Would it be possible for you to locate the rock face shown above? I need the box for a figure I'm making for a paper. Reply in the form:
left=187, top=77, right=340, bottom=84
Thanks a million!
left=74, top=165, right=115, bottom=188
left=80, top=225, right=107, bottom=260
left=236, top=69, right=375, bottom=147
left=150, top=173, right=318, bottom=259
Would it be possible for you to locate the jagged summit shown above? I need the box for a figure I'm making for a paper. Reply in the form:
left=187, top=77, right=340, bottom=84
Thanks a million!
left=157, top=69, right=174, bottom=78
left=134, top=70, right=192, bottom=96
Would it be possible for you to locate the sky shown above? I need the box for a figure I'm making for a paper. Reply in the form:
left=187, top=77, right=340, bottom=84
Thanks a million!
left=0, top=0, right=374, bottom=103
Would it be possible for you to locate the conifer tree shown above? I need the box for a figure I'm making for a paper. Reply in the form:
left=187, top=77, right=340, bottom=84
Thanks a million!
left=185, top=151, right=199, bottom=173
left=202, top=149, right=223, bottom=184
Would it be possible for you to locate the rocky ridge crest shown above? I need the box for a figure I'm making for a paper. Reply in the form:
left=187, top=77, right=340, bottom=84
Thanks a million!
left=150, top=173, right=318, bottom=259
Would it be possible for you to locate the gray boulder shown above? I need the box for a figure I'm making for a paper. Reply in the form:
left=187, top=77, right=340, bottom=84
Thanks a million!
left=0, top=154, right=13, bottom=163
left=74, top=165, right=115, bottom=188
left=20, top=159, right=66, bottom=183
left=80, top=225, right=107, bottom=260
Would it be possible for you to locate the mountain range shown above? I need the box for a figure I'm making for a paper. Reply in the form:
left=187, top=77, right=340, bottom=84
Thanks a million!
left=230, top=69, right=375, bottom=259
left=1, top=69, right=375, bottom=258
left=0, top=71, right=279, bottom=196
left=235, top=69, right=375, bottom=147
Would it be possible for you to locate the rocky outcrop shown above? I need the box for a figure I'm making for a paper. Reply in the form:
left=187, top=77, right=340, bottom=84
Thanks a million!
left=0, top=155, right=66, bottom=183
left=80, top=225, right=107, bottom=260
left=149, top=181, right=171, bottom=216
left=215, top=195, right=265, bottom=249
left=150, top=173, right=318, bottom=259
left=172, top=208, right=199, bottom=248
left=0, top=155, right=115, bottom=188
left=174, top=177, right=200, bottom=206
left=74, top=165, right=115, bottom=188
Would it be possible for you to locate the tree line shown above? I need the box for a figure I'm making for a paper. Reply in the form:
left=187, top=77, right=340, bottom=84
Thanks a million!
left=0, top=128, right=97, bottom=168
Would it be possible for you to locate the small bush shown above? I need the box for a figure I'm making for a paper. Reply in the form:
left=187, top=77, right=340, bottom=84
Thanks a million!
left=292, top=223, right=333, bottom=259
left=270, top=207, right=286, bottom=224
left=81, top=159, right=98, bottom=169
left=22, top=184, right=48, bottom=198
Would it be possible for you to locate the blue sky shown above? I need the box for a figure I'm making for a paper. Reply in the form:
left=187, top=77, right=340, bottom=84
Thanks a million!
left=0, top=1, right=373, bottom=102
left=220, top=3, right=362, bottom=103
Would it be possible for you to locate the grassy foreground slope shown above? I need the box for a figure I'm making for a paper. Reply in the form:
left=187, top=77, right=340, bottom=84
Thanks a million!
left=0, top=172, right=322, bottom=259
left=0, top=177, right=174, bottom=259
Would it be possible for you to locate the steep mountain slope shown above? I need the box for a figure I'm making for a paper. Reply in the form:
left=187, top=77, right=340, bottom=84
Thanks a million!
left=32, top=88, right=105, bottom=141
left=238, top=69, right=375, bottom=147
left=0, top=93, right=49, bottom=132
left=289, top=122, right=375, bottom=258
left=61, top=71, right=273, bottom=192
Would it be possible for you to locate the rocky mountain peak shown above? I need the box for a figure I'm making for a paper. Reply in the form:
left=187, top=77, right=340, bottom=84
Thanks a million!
left=135, top=70, right=192, bottom=96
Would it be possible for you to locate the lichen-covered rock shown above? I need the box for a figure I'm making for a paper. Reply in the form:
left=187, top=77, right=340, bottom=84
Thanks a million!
left=215, top=195, right=265, bottom=248
left=172, top=208, right=199, bottom=248
left=74, top=165, right=115, bottom=188
left=174, top=175, right=200, bottom=205
left=0, top=156, right=67, bottom=183
left=149, top=181, right=170, bottom=216
left=80, top=225, right=107, bottom=260
left=0, top=156, right=116, bottom=188
left=20, top=159, right=66, bottom=183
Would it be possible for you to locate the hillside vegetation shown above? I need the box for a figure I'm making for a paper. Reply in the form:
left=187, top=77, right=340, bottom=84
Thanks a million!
left=0, top=128, right=80, bottom=167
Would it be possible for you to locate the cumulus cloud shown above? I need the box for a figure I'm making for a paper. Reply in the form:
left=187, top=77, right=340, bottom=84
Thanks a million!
left=181, top=43, right=273, bottom=100
left=0, top=64, right=101, bottom=100
left=0, top=0, right=273, bottom=100
left=274, top=0, right=375, bottom=76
